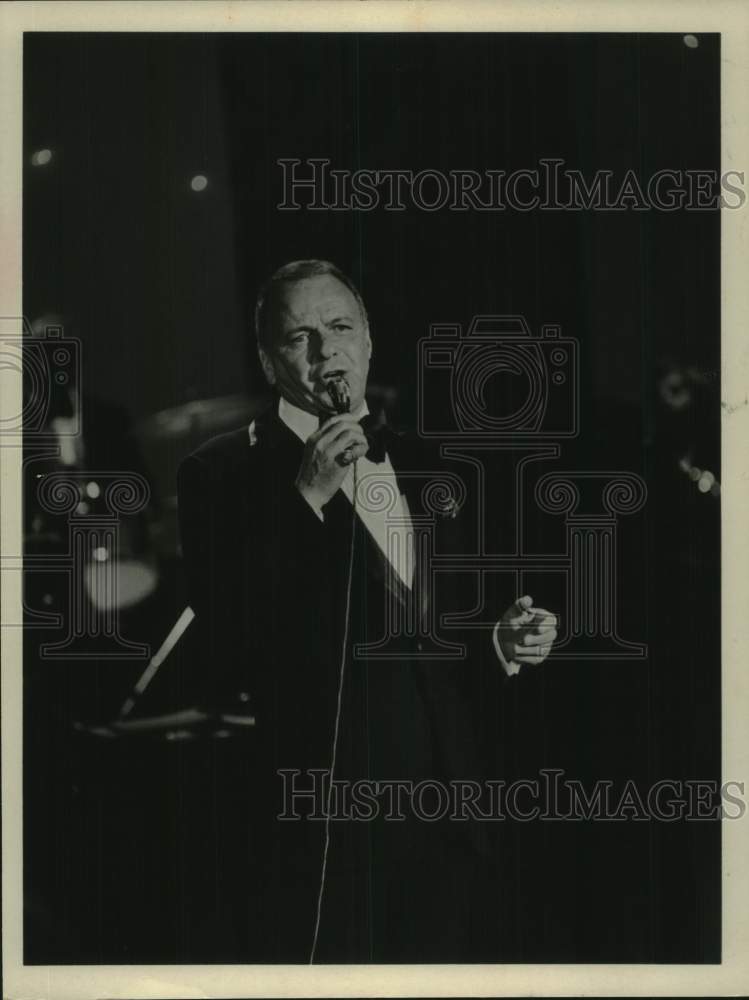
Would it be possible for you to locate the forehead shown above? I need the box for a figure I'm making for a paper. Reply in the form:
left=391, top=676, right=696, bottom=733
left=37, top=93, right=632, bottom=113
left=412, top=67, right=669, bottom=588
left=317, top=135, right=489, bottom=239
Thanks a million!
left=274, top=274, right=361, bottom=325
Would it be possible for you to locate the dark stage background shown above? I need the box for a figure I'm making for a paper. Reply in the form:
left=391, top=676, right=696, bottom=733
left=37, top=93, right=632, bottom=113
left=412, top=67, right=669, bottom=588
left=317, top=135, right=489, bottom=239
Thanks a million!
left=23, top=33, right=720, bottom=963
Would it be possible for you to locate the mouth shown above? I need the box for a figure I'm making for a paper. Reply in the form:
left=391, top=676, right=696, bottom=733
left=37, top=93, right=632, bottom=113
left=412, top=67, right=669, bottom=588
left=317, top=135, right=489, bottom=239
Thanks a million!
left=314, top=369, right=351, bottom=395
left=318, top=367, right=348, bottom=384
left=320, top=371, right=351, bottom=414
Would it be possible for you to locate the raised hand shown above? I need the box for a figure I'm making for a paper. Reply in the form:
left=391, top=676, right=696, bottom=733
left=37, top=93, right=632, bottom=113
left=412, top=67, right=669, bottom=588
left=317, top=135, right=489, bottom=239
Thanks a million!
left=294, top=413, right=369, bottom=510
left=495, top=594, right=558, bottom=669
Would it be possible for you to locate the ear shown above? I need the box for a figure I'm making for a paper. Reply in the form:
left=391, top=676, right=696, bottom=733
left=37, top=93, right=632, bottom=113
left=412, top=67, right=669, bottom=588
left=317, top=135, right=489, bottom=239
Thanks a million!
left=364, top=323, right=372, bottom=361
left=258, top=344, right=277, bottom=386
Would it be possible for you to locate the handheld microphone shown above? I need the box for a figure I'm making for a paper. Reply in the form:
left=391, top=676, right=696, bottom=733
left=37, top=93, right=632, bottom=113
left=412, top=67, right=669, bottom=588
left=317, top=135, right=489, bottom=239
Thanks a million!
left=325, top=373, right=351, bottom=415
left=323, top=374, right=355, bottom=465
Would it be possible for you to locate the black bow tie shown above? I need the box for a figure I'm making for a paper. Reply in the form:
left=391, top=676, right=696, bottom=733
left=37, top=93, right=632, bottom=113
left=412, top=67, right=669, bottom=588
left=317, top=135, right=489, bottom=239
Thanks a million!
left=359, top=414, right=389, bottom=464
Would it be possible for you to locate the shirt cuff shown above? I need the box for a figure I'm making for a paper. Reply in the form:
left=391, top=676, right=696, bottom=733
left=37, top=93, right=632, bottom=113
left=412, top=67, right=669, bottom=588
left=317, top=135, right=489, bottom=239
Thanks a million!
left=492, top=619, right=522, bottom=676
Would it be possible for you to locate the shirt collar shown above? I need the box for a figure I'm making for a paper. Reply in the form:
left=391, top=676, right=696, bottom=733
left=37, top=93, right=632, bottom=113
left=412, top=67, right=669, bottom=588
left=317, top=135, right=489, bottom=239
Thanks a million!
left=278, top=395, right=369, bottom=444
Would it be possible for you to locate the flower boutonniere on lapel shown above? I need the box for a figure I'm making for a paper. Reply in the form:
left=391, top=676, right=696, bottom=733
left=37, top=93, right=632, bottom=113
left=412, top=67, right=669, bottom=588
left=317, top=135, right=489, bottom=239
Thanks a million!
left=440, top=495, right=461, bottom=519
left=421, top=474, right=466, bottom=521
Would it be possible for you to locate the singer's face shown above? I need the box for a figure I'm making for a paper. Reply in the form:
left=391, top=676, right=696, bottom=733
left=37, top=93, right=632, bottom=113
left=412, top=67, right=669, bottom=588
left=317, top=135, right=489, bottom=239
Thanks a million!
left=260, top=274, right=372, bottom=415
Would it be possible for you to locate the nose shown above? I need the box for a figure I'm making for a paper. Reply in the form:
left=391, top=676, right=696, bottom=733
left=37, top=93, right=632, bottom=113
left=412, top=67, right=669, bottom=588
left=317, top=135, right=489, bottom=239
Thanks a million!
left=313, top=329, right=339, bottom=361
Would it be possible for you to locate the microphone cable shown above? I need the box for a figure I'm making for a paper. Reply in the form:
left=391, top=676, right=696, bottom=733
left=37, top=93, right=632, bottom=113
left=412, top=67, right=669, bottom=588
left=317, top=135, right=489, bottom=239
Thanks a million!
left=309, top=456, right=359, bottom=964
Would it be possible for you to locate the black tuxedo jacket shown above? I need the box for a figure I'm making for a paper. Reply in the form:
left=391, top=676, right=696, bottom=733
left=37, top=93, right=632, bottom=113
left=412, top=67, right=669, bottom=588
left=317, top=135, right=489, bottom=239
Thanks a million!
left=176, top=402, right=514, bottom=962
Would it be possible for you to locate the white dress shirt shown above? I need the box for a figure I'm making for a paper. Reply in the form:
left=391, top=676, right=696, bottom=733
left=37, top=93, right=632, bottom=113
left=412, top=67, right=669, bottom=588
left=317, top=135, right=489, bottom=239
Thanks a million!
left=275, top=396, right=518, bottom=676
left=278, top=396, right=415, bottom=589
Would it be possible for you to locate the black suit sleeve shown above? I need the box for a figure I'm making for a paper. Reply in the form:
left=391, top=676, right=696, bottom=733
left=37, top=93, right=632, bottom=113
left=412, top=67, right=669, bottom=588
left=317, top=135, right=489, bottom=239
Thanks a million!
left=433, top=510, right=543, bottom=786
left=176, top=443, right=332, bottom=711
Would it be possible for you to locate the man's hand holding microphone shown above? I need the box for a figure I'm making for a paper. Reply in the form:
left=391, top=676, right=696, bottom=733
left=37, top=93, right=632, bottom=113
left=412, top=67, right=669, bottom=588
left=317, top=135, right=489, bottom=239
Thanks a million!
left=294, top=412, right=369, bottom=512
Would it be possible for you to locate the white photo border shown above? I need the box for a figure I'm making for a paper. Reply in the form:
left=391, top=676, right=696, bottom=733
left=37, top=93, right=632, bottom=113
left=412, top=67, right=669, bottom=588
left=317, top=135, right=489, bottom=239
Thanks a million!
left=2, top=2, right=747, bottom=997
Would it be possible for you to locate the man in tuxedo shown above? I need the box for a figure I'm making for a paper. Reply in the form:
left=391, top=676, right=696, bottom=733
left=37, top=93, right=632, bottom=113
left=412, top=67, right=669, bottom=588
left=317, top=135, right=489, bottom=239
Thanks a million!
left=177, top=259, right=557, bottom=963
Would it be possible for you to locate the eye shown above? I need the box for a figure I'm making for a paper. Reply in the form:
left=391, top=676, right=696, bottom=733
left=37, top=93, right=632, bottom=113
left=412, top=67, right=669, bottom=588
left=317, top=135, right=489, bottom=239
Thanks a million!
left=286, top=332, right=308, bottom=347
left=333, top=324, right=352, bottom=333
